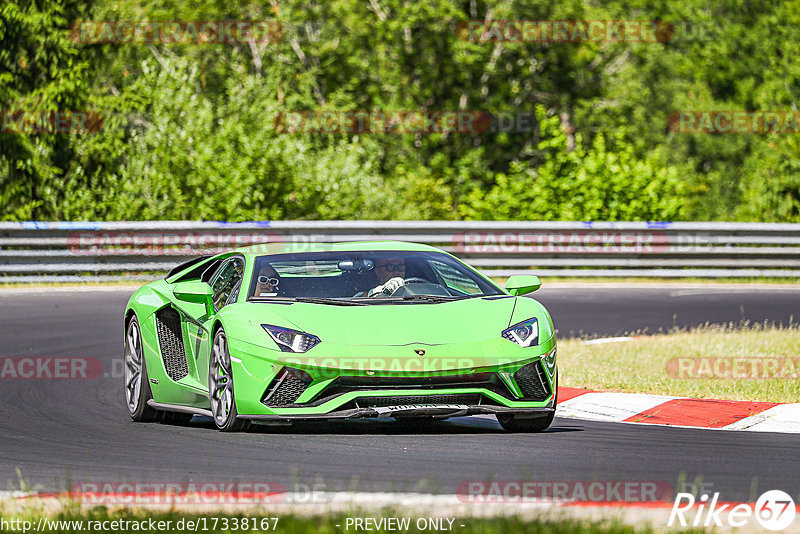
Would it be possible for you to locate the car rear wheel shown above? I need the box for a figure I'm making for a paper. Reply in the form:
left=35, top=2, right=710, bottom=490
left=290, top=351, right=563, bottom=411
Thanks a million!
left=125, top=316, right=159, bottom=422
left=209, top=327, right=248, bottom=432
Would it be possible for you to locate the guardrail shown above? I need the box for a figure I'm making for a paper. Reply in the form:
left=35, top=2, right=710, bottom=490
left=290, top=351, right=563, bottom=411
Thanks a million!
left=2, top=220, right=800, bottom=282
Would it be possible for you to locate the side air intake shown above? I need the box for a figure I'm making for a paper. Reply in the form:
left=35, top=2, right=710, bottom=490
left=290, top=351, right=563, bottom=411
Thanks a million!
left=261, top=368, right=312, bottom=407
left=155, top=307, right=189, bottom=381
left=513, top=361, right=551, bottom=401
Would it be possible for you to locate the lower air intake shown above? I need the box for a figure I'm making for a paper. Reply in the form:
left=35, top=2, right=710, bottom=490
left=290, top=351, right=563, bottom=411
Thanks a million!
left=262, top=368, right=311, bottom=407
left=155, top=306, right=189, bottom=381
left=513, top=361, right=551, bottom=401
left=357, top=394, right=482, bottom=408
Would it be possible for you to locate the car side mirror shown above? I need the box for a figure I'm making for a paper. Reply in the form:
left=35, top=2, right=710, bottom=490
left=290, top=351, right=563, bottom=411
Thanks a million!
left=174, top=280, right=212, bottom=300
left=173, top=281, right=214, bottom=316
left=505, top=275, right=542, bottom=296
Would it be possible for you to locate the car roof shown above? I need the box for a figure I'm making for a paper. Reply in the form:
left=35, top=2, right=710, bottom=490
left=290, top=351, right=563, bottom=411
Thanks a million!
left=234, top=240, right=442, bottom=257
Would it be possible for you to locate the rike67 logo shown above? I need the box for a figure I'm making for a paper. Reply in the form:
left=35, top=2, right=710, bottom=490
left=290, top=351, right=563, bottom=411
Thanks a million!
left=669, top=490, right=796, bottom=530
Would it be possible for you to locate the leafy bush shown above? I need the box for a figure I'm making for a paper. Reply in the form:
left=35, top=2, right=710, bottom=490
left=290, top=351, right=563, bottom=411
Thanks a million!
left=2, top=0, right=799, bottom=223
left=736, top=137, right=800, bottom=222
left=460, top=108, right=687, bottom=221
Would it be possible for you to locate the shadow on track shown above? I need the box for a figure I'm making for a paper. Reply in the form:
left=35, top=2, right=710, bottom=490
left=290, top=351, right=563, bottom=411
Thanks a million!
left=152, top=415, right=584, bottom=436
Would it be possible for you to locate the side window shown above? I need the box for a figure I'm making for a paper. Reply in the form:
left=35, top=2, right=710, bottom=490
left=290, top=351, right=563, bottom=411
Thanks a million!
left=201, top=259, right=223, bottom=283
left=226, top=280, right=242, bottom=306
left=211, top=257, right=244, bottom=311
left=430, top=260, right=482, bottom=295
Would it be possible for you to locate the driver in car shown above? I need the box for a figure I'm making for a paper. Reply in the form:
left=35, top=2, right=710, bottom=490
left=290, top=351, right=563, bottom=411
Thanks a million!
left=368, top=257, right=406, bottom=296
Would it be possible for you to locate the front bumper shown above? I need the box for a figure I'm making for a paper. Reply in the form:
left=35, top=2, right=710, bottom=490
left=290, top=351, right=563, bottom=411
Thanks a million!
left=239, top=405, right=555, bottom=421
left=227, top=336, right=557, bottom=418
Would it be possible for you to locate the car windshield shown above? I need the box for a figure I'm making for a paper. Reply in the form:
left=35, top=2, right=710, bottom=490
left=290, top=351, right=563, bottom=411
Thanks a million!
left=247, top=250, right=503, bottom=303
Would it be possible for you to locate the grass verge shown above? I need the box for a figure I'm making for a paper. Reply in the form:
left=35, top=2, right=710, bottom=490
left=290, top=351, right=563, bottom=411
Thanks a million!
left=558, top=323, right=800, bottom=402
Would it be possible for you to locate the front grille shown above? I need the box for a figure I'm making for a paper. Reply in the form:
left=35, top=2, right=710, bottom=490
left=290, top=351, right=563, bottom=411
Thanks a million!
left=310, top=373, right=510, bottom=406
left=155, top=307, right=188, bottom=381
left=334, top=373, right=495, bottom=388
left=262, top=368, right=311, bottom=407
left=356, top=394, right=482, bottom=408
left=513, top=361, right=551, bottom=401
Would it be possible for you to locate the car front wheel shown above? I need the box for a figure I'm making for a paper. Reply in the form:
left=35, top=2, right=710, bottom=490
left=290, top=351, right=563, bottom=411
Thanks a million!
left=209, top=327, right=248, bottom=432
left=125, top=315, right=159, bottom=422
left=496, top=371, right=557, bottom=432
left=496, top=411, right=555, bottom=432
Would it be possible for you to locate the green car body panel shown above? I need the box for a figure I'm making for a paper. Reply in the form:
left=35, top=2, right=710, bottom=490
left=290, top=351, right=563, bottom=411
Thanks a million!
left=124, top=241, right=558, bottom=425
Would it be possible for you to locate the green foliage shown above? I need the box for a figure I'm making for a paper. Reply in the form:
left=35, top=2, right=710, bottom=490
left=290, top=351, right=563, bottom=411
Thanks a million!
left=59, top=54, right=455, bottom=220
left=737, top=137, right=800, bottom=222
left=0, top=0, right=91, bottom=220
left=0, top=0, right=798, bottom=222
left=461, top=108, right=687, bottom=221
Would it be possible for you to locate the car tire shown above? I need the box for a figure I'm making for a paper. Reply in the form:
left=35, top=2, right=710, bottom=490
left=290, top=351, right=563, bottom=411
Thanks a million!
left=125, top=315, right=159, bottom=422
left=496, top=371, right=557, bottom=433
left=209, top=327, right=248, bottom=432
left=496, top=411, right=554, bottom=432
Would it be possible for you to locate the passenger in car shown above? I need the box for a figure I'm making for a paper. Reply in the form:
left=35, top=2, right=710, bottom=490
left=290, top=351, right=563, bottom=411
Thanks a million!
left=254, top=264, right=281, bottom=296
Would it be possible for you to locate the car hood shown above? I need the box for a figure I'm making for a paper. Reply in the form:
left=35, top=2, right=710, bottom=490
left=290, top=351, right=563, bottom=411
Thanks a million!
left=252, top=297, right=516, bottom=346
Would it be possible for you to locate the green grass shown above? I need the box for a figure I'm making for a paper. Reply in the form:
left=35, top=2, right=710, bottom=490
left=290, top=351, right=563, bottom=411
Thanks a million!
left=559, top=323, right=800, bottom=402
left=0, top=507, right=694, bottom=534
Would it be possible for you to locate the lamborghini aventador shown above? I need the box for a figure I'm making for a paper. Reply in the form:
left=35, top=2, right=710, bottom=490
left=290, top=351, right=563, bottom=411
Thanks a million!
left=123, top=241, right=557, bottom=432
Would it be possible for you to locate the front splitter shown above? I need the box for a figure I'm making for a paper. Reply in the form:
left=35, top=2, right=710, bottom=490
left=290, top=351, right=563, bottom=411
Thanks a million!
left=237, top=406, right=554, bottom=421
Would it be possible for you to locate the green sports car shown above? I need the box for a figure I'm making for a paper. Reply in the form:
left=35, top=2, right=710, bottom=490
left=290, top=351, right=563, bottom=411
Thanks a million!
left=123, top=241, right=557, bottom=432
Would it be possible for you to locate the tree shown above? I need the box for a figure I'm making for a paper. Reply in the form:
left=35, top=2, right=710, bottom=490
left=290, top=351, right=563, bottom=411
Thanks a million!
left=0, top=0, right=92, bottom=220
left=461, top=107, right=687, bottom=221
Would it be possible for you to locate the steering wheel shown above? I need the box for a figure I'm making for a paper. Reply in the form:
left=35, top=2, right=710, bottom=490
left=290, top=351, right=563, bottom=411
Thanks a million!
left=368, top=277, right=434, bottom=297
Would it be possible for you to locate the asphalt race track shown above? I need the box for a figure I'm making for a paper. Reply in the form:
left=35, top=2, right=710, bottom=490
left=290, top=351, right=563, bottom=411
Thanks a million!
left=1, top=285, right=798, bottom=501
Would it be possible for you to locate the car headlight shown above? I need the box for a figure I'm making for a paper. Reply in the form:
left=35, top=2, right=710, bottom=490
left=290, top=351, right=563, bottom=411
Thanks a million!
left=262, top=325, right=321, bottom=353
left=502, top=318, right=539, bottom=347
